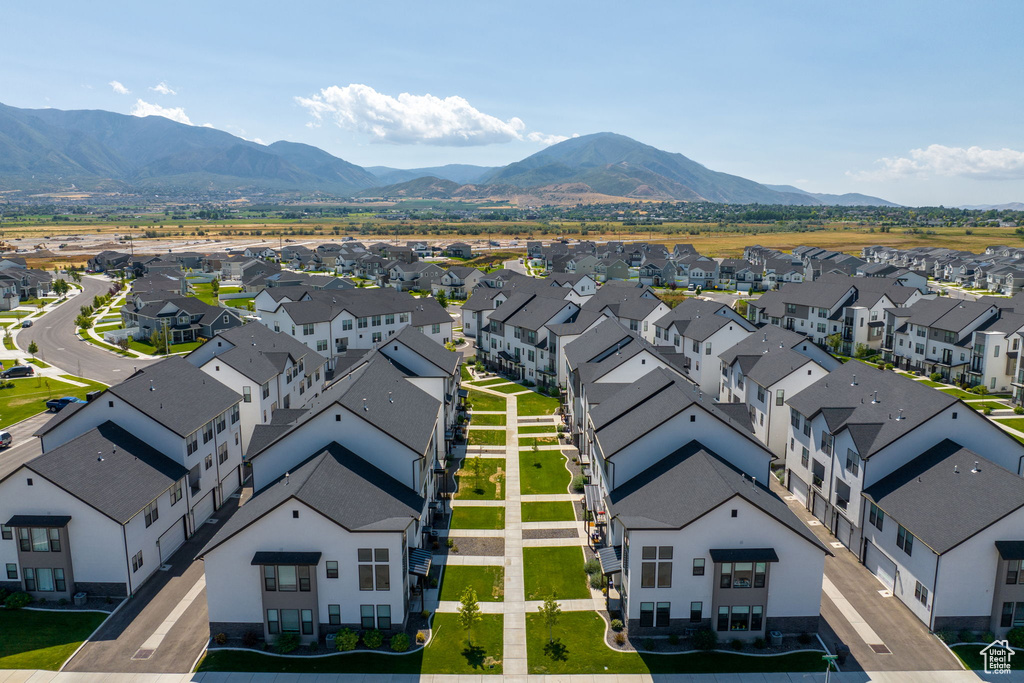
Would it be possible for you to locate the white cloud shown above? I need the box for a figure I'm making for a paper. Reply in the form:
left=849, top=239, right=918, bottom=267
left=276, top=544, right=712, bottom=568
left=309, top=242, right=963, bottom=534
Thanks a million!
left=295, top=84, right=564, bottom=147
left=851, top=144, right=1024, bottom=181
left=130, top=99, right=193, bottom=125
left=109, top=80, right=130, bottom=95
left=149, top=81, right=177, bottom=96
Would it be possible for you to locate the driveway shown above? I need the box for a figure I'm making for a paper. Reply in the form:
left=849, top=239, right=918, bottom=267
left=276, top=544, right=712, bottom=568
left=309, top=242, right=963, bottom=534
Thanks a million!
left=770, top=479, right=961, bottom=672
left=65, top=496, right=240, bottom=673
left=17, top=276, right=156, bottom=384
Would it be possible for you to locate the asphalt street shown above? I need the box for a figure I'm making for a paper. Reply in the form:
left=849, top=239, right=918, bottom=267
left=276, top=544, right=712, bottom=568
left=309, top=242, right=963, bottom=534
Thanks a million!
left=17, top=276, right=156, bottom=384
left=0, top=411, right=48, bottom=479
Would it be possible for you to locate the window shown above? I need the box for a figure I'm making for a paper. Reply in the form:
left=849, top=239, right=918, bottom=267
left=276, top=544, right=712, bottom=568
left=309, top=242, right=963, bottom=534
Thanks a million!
left=399, top=313, right=409, bottom=323
left=328, top=604, right=341, bottom=625
left=757, top=385, right=765, bottom=402
left=656, top=602, right=671, bottom=627
left=914, top=581, right=928, bottom=606
left=846, top=449, right=860, bottom=476
left=835, top=480, right=851, bottom=511
left=202, top=421, right=214, bottom=444
left=690, top=601, right=702, bottom=623
left=897, top=525, right=914, bottom=556
left=820, top=431, right=834, bottom=455
left=358, top=548, right=390, bottom=591
left=377, top=604, right=392, bottom=630
left=372, top=332, right=382, bottom=343
left=302, top=323, right=315, bottom=336
left=1008, top=560, right=1020, bottom=585
left=385, top=314, right=395, bottom=325
left=693, top=558, right=705, bottom=576
left=717, top=606, right=730, bottom=631
left=705, top=342, right=712, bottom=356
left=1001, top=602, right=1024, bottom=628
left=218, top=442, right=228, bottom=465
left=19, top=528, right=60, bottom=553
left=230, top=404, right=240, bottom=425
left=243, top=386, right=252, bottom=403
left=1, top=525, right=11, bottom=540
left=262, top=382, right=271, bottom=399
left=751, top=605, right=763, bottom=631
left=639, top=602, right=654, bottom=627
left=204, top=454, right=213, bottom=470
left=5, top=563, right=16, bottom=580
left=371, top=315, right=382, bottom=327
left=326, top=561, right=339, bottom=579
left=801, top=447, right=809, bottom=468
left=720, top=562, right=732, bottom=589
left=432, top=323, right=441, bottom=335
left=730, top=605, right=750, bottom=631
left=776, top=389, right=784, bottom=407
left=264, top=565, right=277, bottom=591
left=812, top=460, right=825, bottom=489
left=132, top=551, right=144, bottom=573
left=187, top=431, right=199, bottom=456
left=317, top=339, right=328, bottom=352
left=216, top=413, right=226, bottom=434
left=869, top=503, right=884, bottom=531
left=144, top=501, right=159, bottom=528
left=360, top=604, right=375, bottom=629
left=640, top=546, right=672, bottom=588
left=357, top=317, right=368, bottom=329
left=301, top=609, right=314, bottom=635
left=281, top=609, right=300, bottom=634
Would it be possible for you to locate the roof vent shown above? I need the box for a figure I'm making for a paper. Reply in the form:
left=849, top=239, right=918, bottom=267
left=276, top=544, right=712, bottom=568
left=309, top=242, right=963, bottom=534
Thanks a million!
left=363, top=397, right=368, bottom=411
left=752, top=476, right=757, bottom=489
left=971, top=461, right=980, bottom=474
left=150, top=380, right=155, bottom=391
left=762, top=333, right=767, bottom=342
left=388, top=391, right=393, bottom=403
left=97, top=451, right=104, bottom=462
left=895, top=409, right=905, bottom=421
left=872, top=391, right=879, bottom=404
left=954, top=464, right=960, bottom=474
left=851, top=374, right=858, bottom=386
left=284, top=472, right=290, bottom=485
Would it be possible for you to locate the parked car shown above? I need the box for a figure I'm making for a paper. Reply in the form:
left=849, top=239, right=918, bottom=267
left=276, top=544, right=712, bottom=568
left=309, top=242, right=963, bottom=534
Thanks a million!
left=1, top=365, right=34, bottom=379
left=20, top=319, right=32, bottom=328
left=0, top=431, right=11, bottom=448
left=46, top=396, right=86, bottom=412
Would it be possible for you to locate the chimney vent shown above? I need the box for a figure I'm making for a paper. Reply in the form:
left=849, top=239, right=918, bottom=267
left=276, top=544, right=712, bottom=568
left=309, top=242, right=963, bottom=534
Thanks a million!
left=971, top=461, right=980, bottom=474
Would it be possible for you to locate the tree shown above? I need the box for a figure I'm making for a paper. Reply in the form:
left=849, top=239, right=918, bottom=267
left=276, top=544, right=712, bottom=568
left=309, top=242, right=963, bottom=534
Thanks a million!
left=27, top=341, right=38, bottom=359
left=69, top=270, right=82, bottom=284
left=116, top=337, right=131, bottom=354
left=149, top=327, right=168, bottom=354
left=211, top=278, right=220, bottom=297
left=435, top=290, right=448, bottom=309
left=457, top=587, right=482, bottom=645
left=52, top=279, right=69, bottom=297
left=825, top=332, right=843, bottom=354
left=539, top=595, right=561, bottom=643
left=74, top=313, right=92, bottom=330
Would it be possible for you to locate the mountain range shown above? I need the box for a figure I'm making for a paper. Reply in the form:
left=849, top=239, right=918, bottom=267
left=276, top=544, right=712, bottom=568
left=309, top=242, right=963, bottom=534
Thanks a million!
left=0, top=102, right=897, bottom=206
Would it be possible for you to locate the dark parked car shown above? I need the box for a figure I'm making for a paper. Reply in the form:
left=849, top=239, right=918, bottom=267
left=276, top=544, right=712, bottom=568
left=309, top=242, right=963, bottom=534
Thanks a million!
left=20, top=319, right=32, bottom=328
left=1, top=365, right=34, bottom=379
left=46, top=396, right=86, bottom=412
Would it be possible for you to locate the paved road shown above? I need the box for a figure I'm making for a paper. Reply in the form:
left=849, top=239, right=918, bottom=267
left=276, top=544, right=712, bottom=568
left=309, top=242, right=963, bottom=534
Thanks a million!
left=503, top=258, right=527, bottom=275
left=65, top=497, right=240, bottom=673
left=0, top=412, right=49, bottom=478
left=17, top=276, right=156, bottom=384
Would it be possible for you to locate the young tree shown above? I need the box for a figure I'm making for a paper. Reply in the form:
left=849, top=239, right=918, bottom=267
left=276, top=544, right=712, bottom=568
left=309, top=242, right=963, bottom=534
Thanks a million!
left=27, top=341, right=38, bottom=359
left=458, top=587, right=482, bottom=645
left=211, top=277, right=220, bottom=297
left=149, top=327, right=168, bottom=354
left=52, top=279, right=69, bottom=297
left=825, top=332, right=843, bottom=354
left=116, top=337, right=131, bottom=354
left=435, top=290, right=449, bottom=308
left=74, top=313, right=92, bottom=330
left=539, top=595, right=561, bottom=643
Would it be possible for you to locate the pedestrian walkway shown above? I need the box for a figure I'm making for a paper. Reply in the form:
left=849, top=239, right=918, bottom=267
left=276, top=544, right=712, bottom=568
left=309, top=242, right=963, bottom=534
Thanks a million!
left=501, top=392, right=527, bottom=675
left=133, top=576, right=207, bottom=660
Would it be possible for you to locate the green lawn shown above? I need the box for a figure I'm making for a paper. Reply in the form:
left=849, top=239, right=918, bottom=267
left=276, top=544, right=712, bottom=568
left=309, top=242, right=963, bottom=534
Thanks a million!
left=473, top=378, right=508, bottom=387
left=520, top=449, right=571, bottom=495
left=525, top=611, right=827, bottom=675
left=995, top=418, right=1024, bottom=432
left=455, top=458, right=505, bottom=500
left=517, top=391, right=560, bottom=416
left=520, top=436, right=559, bottom=447
left=519, top=424, right=557, bottom=434
left=939, top=387, right=982, bottom=400
left=952, top=644, right=1023, bottom=671
left=439, top=565, right=504, bottom=602
left=0, top=609, right=107, bottom=670
left=523, top=546, right=589, bottom=600
left=128, top=339, right=203, bottom=355
left=470, top=413, right=506, bottom=427
left=450, top=506, right=506, bottom=530
left=93, top=323, right=122, bottom=333
left=917, top=379, right=946, bottom=387
left=467, top=429, right=506, bottom=446
left=190, top=283, right=220, bottom=305
left=468, top=390, right=507, bottom=413
left=461, top=364, right=473, bottom=382
left=224, top=298, right=255, bottom=309
left=972, top=401, right=1010, bottom=411
left=0, top=376, right=108, bottom=428
left=491, top=382, right=532, bottom=395
left=2, top=336, right=13, bottom=351
left=197, top=613, right=503, bottom=674
left=522, top=501, right=576, bottom=523
left=81, top=335, right=137, bottom=357
left=27, top=358, right=51, bottom=368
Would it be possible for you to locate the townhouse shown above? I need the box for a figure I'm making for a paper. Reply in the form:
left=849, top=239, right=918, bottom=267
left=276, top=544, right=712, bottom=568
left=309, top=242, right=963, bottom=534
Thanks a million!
left=121, top=294, right=243, bottom=344
left=186, top=323, right=329, bottom=451
left=432, top=265, right=483, bottom=299
left=578, top=367, right=830, bottom=636
left=580, top=281, right=668, bottom=344
left=652, top=299, right=756, bottom=396
left=717, top=327, right=840, bottom=459
left=200, top=354, right=450, bottom=644
left=384, top=261, right=445, bottom=292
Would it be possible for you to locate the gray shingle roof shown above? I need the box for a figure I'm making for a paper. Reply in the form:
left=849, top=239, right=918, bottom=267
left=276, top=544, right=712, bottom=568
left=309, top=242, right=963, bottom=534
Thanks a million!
left=786, top=362, right=957, bottom=458
left=655, top=299, right=756, bottom=342
left=200, top=443, right=423, bottom=558
left=22, top=422, right=187, bottom=524
left=608, top=441, right=828, bottom=554
left=862, top=440, right=1024, bottom=554
left=190, top=323, right=327, bottom=383
left=386, top=326, right=460, bottom=376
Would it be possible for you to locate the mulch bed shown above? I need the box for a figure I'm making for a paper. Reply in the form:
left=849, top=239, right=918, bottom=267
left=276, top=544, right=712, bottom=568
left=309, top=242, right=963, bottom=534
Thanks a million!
left=522, top=528, right=578, bottom=540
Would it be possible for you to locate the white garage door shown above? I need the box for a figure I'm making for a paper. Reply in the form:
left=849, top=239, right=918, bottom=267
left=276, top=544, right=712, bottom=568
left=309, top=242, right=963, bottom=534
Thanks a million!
left=192, top=490, right=216, bottom=527
left=812, top=492, right=827, bottom=522
left=222, top=466, right=241, bottom=495
left=835, top=513, right=853, bottom=549
left=158, top=517, right=186, bottom=564
left=865, top=542, right=897, bottom=592
left=788, top=475, right=809, bottom=507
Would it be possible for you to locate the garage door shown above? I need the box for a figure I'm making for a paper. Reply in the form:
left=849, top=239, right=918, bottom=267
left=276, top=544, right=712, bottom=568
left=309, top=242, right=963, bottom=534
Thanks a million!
left=788, top=475, right=809, bottom=507
left=834, top=513, right=853, bottom=549
left=865, top=542, right=897, bottom=592
left=192, top=490, right=216, bottom=527
left=812, top=492, right=827, bottom=523
left=223, top=465, right=241, bottom=495
left=158, top=517, right=186, bottom=564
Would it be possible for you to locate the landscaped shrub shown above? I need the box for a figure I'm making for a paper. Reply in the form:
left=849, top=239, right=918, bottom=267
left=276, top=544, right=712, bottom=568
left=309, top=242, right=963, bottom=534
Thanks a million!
left=614, top=631, right=626, bottom=646
left=1015, top=405, right=1024, bottom=415
left=416, top=631, right=427, bottom=644
left=754, top=637, right=767, bottom=649
left=668, top=633, right=679, bottom=645
left=642, top=638, right=655, bottom=651
left=1007, top=626, right=1024, bottom=648
left=958, top=629, right=975, bottom=643
left=930, top=372, right=943, bottom=382
left=610, top=619, right=624, bottom=632
left=274, top=633, right=300, bottom=654
left=213, top=633, right=227, bottom=645
left=583, top=559, right=601, bottom=575
left=936, top=629, right=956, bottom=643
left=335, top=628, right=359, bottom=652
left=362, top=629, right=384, bottom=649
left=241, top=629, right=260, bottom=648
left=4, top=591, right=31, bottom=610
left=390, top=633, right=410, bottom=652
left=571, top=475, right=585, bottom=493
left=589, top=573, right=605, bottom=590
left=693, top=628, right=718, bottom=651
left=984, top=405, right=993, bottom=415
left=797, top=632, right=813, bottom=645
left=983, top=631, right=995, bottom=643
left=731, top=639, right=744, bottom=651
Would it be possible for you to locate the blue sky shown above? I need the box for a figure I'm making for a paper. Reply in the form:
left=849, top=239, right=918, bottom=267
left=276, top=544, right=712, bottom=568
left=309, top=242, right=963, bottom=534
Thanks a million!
left=3, top=1, right=1023, bottom=206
